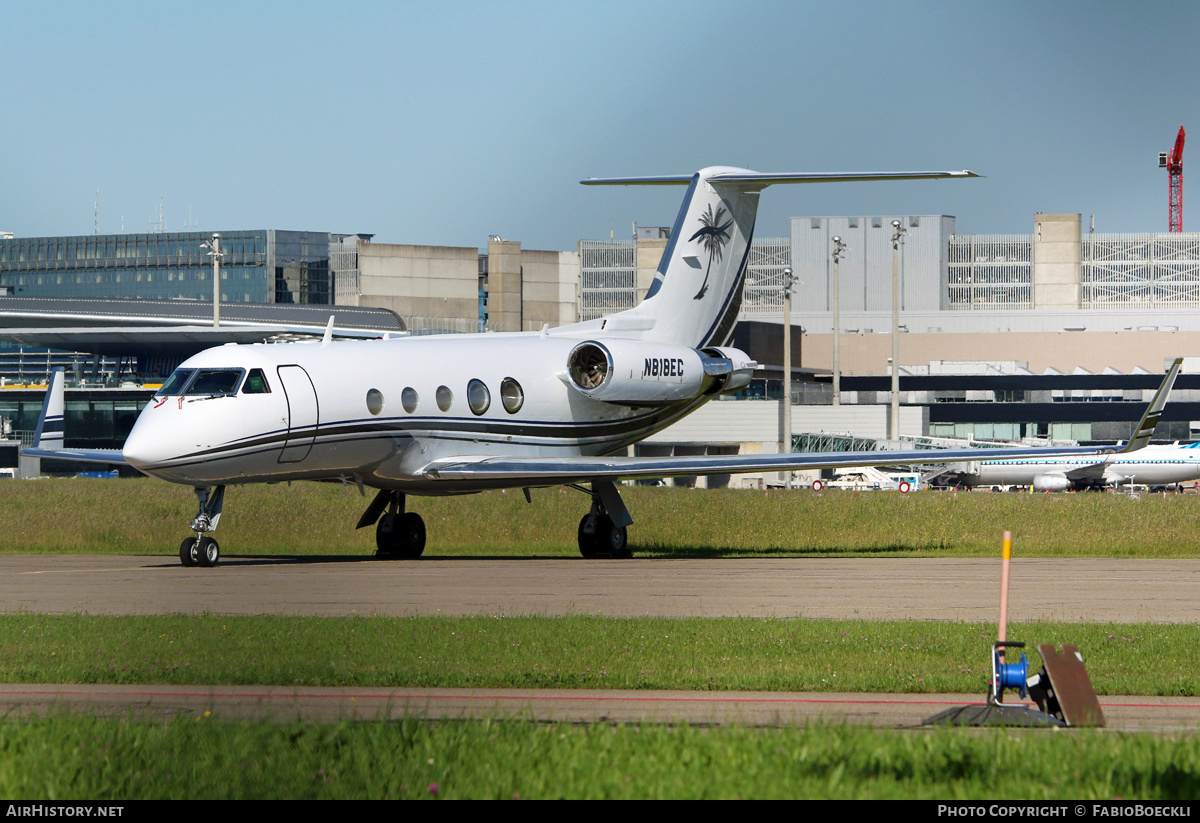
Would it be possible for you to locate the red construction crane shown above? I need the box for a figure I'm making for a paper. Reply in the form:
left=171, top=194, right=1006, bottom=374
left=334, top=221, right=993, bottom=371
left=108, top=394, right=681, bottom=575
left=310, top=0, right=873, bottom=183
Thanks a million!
left=1160, top=125, right=1186, bottom=232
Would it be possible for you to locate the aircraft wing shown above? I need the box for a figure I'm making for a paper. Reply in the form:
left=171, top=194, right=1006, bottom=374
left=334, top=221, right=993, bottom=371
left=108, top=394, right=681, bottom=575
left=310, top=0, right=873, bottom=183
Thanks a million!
left=423, top=444, right=1119, bottom=485
left=1062, top=461, right=1109, bottom=481
left=20, top=447, right=128, bottom=465
left=428, top=356, right=1182, bottom=486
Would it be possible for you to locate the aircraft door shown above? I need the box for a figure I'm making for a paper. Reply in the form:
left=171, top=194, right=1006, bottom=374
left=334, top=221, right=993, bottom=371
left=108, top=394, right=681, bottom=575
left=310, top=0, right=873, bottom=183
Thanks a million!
left=277, top=365, right=319, bottom=463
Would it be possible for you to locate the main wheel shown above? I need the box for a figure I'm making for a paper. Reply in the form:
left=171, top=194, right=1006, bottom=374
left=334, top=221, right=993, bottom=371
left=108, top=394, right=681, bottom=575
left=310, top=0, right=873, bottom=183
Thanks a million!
left=197, top=536, right=220, bottom=567
left=578, top=513, right=630, bottom=559
left=179, top=537, right=199, bottom=567
left=396, top=512, right=426, bottom=558
left=603, top=519, right=630, bottom=559
left=578, top=514, right=602, bottom=558
left=376, top=511, right=426, bottom=558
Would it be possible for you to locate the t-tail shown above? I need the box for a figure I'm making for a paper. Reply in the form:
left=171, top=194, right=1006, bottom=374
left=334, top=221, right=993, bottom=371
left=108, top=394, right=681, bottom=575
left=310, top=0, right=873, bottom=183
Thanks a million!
left=582, top=167, right=979, bottom=349
left=24, top=367, right=127, bottom=466
left=31, top=368, right=65, bottom=450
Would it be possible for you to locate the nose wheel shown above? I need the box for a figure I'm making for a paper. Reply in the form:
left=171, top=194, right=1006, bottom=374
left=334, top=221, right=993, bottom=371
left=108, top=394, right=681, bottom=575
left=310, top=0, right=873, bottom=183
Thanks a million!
left=179, top=485, right=225, bottom=568
left=180, top=535, right=220, bottom=568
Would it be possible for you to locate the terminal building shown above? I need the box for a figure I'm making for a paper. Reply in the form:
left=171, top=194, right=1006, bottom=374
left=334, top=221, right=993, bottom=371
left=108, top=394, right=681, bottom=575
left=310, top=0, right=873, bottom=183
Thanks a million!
left=3, top=210, right=1200, bottom=482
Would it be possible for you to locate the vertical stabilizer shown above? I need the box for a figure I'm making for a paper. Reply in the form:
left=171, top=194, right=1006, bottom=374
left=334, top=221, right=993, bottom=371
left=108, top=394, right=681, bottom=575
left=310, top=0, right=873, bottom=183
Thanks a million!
left=581, top=167, right=761, bottom=348
left=32, top=368, right=65, bottom=450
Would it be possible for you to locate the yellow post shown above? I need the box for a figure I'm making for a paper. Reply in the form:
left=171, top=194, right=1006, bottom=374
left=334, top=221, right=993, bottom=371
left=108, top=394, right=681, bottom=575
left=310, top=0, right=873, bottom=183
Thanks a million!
left=997, top=530, right=1012, bottom=654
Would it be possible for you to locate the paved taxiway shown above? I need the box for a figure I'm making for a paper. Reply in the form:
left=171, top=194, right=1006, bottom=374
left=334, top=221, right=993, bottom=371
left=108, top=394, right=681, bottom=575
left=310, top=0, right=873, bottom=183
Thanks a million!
left=3, top=684, right=1199, bottom=731
left=4, top=555, right=1198, bottom=729
left=2, top=555, right=1199, bottom=623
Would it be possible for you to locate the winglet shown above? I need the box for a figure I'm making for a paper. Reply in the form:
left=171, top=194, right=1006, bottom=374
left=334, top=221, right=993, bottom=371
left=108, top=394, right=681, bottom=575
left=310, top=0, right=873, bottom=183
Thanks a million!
left=31, top=368, right=65, bottom=450
left=1119, top=357, right=1182, bottom=453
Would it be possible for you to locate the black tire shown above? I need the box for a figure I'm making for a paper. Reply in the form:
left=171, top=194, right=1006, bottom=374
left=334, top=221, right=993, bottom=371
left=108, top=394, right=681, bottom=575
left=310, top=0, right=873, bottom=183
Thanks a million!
left=376, top=512, right=399, bottom=556
left=396, top=512, right=426, bottom=558
left=179, top=537, right=199, bottom=568
left=197, top=536, right=219, bottom=568
left=578, top=514, right=602, bottom=558
left=579, top=513, right=631, bottom=558
left=376, top=511, right=426, bottom=558
left=605, top=521, right=631, bottom=558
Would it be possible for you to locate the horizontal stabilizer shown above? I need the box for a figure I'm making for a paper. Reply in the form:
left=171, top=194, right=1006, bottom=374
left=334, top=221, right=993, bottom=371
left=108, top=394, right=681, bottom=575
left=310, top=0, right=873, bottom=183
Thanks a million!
left=582, top=170, right=980, bottom=187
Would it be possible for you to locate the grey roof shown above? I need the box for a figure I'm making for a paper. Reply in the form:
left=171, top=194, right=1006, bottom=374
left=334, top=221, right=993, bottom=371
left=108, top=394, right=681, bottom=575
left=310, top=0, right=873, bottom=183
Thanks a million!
left=0, top=296, right=405, bottom=332
left=0, top=297, right=408, bottom=359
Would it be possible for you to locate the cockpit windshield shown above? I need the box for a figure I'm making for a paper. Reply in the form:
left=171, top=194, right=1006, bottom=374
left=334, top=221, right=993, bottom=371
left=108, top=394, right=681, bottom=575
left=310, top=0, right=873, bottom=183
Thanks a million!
left=188, top=369, right=244, bottom=395
left=154, top=368, right=245, bottom=397
left=154, top=369, right=195, bottom=398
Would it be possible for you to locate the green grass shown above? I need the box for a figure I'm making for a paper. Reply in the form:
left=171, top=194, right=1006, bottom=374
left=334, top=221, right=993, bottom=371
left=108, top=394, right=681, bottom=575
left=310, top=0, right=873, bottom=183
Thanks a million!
left=4, top=478, right=1200, bottom=557
left=3, top=714, right=1200, bottom=799
left=3, top=614, right=1197, bottom=696
left=5, top=481, right=1200, bottom=799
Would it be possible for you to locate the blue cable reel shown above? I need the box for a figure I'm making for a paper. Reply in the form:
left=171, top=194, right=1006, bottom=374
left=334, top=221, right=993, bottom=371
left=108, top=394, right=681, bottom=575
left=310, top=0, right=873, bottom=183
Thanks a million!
left=991, top=641, right=1029, bottom=703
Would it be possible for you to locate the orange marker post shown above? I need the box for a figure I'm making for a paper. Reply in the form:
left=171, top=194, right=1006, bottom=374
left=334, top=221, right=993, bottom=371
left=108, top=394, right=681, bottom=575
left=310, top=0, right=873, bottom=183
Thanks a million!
left=997, top=530, right=1012, bottom=655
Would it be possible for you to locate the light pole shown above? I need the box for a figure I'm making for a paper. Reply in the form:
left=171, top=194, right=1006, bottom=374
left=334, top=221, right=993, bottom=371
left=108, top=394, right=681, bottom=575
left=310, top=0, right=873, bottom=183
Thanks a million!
left=890, top=220, right=906, bottom=440
left=831, top=235, right=847, bottom=407
left=781, top=266, right=796, bottom=488
left=200, top=233, right=223, bottom=328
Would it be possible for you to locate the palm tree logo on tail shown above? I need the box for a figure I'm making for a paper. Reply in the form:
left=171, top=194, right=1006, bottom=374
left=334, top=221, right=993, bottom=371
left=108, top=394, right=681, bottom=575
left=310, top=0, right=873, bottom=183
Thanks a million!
left=689, top=203, right=732, bottom=300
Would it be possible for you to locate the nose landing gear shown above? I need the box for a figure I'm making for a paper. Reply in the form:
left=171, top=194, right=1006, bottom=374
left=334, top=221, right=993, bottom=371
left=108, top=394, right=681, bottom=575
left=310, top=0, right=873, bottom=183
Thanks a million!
left=180, top=485, right=225, bottom=568
left=180, top=534, right=220, bottom=568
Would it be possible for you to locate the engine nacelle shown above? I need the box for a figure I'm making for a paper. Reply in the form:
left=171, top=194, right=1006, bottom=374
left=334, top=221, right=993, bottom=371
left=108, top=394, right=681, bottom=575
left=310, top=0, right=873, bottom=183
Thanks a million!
left=565, top=340, right=755, bottom=405
left=699, top=346, right=757, bottom=394
left=1032, top=473, right=1071, bottom=492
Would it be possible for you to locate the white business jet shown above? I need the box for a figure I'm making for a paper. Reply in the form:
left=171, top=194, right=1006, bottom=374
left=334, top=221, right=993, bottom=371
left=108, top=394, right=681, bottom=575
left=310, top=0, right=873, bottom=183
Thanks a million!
left=23, top=166, right=1181, bottom=567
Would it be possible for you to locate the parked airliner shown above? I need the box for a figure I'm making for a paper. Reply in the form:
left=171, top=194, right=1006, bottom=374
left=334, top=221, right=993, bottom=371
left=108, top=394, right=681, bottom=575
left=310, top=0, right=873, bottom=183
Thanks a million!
left=949, top=439, right=1200, bottom=491
left=24, top=166, right=1181, bottom=566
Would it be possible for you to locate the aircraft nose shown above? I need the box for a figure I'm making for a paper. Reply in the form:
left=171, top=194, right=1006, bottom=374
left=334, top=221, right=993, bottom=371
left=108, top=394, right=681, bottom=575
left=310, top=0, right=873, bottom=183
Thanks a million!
left=122, top=411, right=180, bottom=472
left=122, top=424, right=163, bottom=470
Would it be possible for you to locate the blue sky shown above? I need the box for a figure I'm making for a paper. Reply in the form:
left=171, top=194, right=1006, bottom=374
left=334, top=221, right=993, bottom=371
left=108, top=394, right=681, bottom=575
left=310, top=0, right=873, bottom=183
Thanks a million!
left=2, top=1, right=1197, bottom=249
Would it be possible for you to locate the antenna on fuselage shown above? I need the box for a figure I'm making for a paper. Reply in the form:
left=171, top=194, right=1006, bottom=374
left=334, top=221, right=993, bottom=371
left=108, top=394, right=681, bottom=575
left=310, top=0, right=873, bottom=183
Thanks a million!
left=321, top=316, right=335, bottom=347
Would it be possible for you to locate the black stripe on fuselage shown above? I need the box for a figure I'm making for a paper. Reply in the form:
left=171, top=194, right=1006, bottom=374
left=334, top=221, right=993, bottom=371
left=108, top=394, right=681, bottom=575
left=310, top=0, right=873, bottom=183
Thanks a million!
left=144, top=401, right=706, bottom=470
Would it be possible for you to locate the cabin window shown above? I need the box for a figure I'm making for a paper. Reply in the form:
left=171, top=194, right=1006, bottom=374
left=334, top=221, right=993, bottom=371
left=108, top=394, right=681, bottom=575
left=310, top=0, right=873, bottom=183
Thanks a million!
left=366, top=388, right=384, bottom=415
left=242, top=369, right=271, bottom=394
left=436, top=385, right=453, bottom=412
left=402, top=387, right=419, bottom=413
left=467, top=379, right=490, bottom=415
left=500, top=377, right=524, bottom=413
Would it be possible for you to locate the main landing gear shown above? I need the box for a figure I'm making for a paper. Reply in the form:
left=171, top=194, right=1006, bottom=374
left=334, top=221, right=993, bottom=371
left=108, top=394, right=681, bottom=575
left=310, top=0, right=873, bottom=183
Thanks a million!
left=180, top=485, right=225, bottom=568
left=354, top=481, right=632, bottom=560
left=357, top=490, right=426, bottom=558
left=575, top=480, right=632, bottom=559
